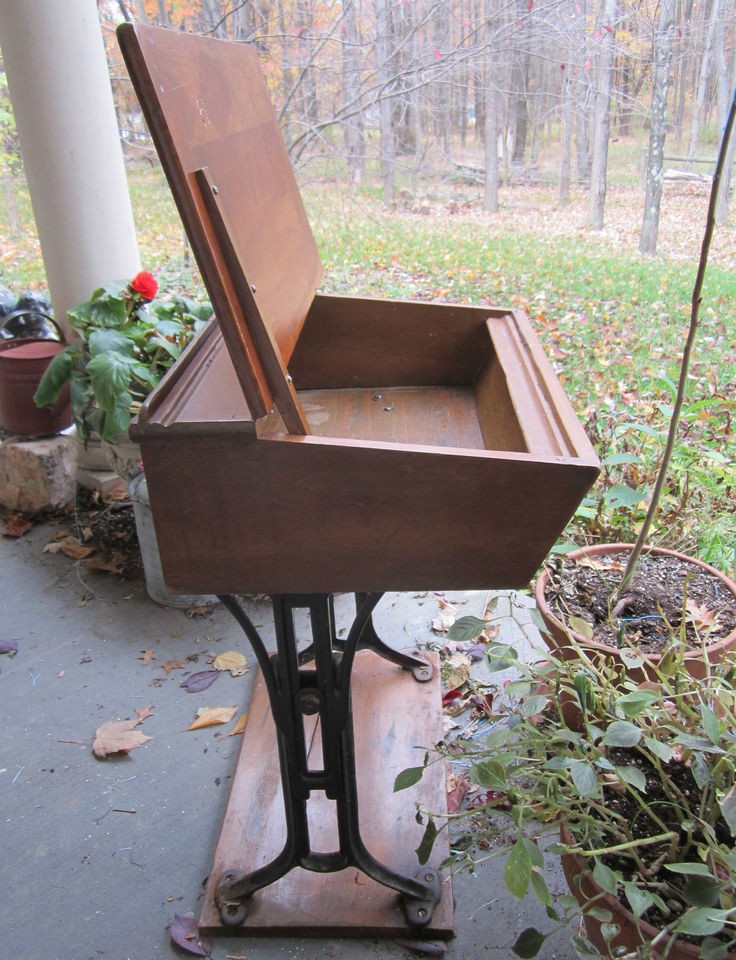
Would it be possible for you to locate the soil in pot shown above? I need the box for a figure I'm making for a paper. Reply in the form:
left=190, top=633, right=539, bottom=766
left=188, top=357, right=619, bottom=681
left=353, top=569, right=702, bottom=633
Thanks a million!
left=542, top=547, right=736, bottom=655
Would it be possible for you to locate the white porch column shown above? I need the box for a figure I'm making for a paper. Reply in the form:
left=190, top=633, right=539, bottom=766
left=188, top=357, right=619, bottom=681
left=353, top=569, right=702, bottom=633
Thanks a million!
left=0, top=0, right=140, bottom=333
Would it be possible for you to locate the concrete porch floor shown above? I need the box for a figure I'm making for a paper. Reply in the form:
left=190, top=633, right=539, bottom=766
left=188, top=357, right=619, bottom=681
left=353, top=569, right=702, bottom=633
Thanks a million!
left=2, top=516, right=577, bottom=960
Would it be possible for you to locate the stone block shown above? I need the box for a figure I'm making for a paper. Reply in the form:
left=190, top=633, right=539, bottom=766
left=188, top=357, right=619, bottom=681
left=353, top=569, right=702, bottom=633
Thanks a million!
left=0, top=434, right=77, bottom=512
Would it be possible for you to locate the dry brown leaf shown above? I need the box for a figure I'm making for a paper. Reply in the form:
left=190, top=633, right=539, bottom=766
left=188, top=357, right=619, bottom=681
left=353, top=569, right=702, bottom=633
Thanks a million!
left=432, top=598, right=458, bottom=634
left=227, top=712, right=248, bottom=736
left=213, top=651, right=249, bottom=676
left=441, top=654, right=471, bottom=691
left=685, top=599, right=719, bottom=631
left=84, top=552, right=127, bottom=574
left=187, top=705, right=238, bottom=731
left=59, top=537, right=95, bottom=560
left=137, top=649, right=155, bottom=665
left=93, top=705, right=154, bottom=758
left=2, top=513, right=33, bottom=538
left=160, top=659, right=188, bottom=674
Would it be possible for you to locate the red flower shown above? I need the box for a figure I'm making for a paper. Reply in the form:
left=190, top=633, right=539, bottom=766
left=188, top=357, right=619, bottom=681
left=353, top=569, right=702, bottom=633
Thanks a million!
left=130, top=270, right=158, bottom=302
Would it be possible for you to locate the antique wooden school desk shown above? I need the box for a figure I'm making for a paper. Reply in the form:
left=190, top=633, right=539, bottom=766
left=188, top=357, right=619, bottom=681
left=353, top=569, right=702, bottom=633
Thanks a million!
left=118, top=23, right=599, bottom=940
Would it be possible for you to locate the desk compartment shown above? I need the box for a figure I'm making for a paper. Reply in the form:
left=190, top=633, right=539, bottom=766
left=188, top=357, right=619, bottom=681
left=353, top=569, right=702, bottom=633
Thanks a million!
left=135, top=295, right=598, bottom=595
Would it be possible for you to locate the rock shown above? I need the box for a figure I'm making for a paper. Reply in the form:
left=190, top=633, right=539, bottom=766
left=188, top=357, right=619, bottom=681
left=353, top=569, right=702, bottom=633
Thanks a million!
left=0, top=434, right=77, bottom=512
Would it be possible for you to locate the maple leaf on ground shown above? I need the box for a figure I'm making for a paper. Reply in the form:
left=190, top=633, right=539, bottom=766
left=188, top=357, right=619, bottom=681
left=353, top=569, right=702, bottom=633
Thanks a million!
left=686, top=599, right=719, bottom=631
left=92, top=705, right=154, bottom=758
left=137, top=649, right=155, bottom=665
left=160, top=658, right=188, bottom=674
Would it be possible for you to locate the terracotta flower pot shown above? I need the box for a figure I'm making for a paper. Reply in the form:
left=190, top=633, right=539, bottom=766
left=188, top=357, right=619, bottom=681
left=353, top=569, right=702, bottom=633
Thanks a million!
left=534, top=544, right=736, bottom=681
left=560, top=825, right=736, bottom=959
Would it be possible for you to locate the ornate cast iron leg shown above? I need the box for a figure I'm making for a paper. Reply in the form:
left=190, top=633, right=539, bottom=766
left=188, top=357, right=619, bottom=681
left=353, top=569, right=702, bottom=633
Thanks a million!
left=214, top=593, right=441, bottom=928
left=297, top=593, right=433, bottom=682
left=353, top=592, right=433, bottom=681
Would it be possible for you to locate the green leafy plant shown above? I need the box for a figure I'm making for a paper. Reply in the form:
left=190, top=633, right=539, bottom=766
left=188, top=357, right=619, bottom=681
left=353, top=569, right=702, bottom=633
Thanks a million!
left=398, top=637, right=736, bottom=958
left=33, top=270, right=210, bottom=442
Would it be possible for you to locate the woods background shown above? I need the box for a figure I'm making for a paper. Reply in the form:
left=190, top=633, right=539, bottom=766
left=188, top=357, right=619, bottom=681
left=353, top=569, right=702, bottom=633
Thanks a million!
left=2, top=0, right=736, bottom=256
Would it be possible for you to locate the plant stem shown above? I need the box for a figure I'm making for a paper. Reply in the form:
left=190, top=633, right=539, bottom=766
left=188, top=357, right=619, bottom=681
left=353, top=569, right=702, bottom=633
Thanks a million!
left=615, top=85, right=736, bottom=598
left=564, top=830, right=677, bottom=858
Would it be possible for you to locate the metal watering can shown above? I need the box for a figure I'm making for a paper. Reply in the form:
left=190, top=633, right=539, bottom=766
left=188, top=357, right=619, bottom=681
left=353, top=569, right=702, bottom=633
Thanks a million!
left=0, top=310, right=72, bottom=436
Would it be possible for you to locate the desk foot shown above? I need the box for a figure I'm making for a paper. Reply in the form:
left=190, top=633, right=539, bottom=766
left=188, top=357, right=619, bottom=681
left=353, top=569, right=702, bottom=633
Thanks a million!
left=355, top=593, right=433, bottom=681
left=403, top=870, right=442, bottom=928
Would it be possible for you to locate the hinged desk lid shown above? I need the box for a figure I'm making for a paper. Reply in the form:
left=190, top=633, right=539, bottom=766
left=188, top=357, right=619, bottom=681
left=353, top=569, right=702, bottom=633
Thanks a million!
left=118, top=23, right=323, bottom=431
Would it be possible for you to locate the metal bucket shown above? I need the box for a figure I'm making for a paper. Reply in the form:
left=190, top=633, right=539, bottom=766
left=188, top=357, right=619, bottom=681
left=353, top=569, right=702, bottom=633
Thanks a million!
left=0, top=310, right=72, bottom=436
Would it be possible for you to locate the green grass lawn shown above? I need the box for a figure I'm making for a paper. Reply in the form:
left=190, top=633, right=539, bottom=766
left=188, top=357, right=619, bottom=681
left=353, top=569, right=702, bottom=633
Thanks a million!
left=1, top=163, right=734, bottom=572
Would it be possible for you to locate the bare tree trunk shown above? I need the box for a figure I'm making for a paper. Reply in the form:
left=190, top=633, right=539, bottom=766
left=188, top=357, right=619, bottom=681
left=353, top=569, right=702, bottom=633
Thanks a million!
left=587, top=0, right=617, bottom=229
left=433, top=2, right=450, bottom=158
left=201, top=0, right=228, bottom=38
left=687, top=0, right=724, bottom=165
left=640, top=0, right=675, bottom=254
left=156, top=0, right=170, bottom=27
left=375, top=0, right=395, bottom=204
left=573, top=0, right=592, bottom=183
left=342, top=0, right=365, bottom=187
left=559, top=4, right=576, bottom=204
left=672, top=0, right=691, bottom=145
left=483, top=0, right=501, bottom=213
left=716, top=50, right=735, bottom=222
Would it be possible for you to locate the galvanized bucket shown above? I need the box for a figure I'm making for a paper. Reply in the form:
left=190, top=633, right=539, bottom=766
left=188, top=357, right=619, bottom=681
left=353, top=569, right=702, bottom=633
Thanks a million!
left=0, top=310, right=72, bottom=436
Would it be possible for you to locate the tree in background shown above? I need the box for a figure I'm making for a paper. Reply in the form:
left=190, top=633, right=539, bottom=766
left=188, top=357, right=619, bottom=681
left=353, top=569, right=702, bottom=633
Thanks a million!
left=640, top=0, right=674, bottom=255
left=91, top=0, right=736, bottom=240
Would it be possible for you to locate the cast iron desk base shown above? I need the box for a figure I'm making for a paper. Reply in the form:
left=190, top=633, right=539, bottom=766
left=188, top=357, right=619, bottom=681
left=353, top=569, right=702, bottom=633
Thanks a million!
left=199, top=593, right=453, bottom=937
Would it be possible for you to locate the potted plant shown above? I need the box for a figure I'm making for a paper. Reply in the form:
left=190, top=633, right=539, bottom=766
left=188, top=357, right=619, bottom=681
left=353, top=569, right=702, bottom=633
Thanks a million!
left=400, top=637, right=736, bottom=958
left=33, top=270, right=210, bottom=478
left=532, top=88, right=736, bottom=674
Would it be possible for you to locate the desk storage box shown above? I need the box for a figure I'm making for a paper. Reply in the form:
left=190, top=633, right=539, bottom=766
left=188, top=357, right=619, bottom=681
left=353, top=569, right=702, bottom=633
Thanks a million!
left=120, top=24, right=599, bottom=597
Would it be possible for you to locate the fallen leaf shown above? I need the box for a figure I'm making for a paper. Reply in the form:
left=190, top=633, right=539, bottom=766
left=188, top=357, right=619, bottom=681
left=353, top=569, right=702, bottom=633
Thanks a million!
left=137, top=649, right=155, bottom=665
left=227, top=712, right=248, bottom=736
left=432, top=598, right=458, bottom=634
left=442, top=688, right=463, bottom=707
left=686, top=599, right=719, bottom=631
left=186, top=603, right=212, bottom=619
left=213, top=651, right=249, bottom=677
left=58, top=536, right=95, bottom=560
left=181, top=670, right=219, bottom=693
left=84, top=552, right=127, bottom=574
left=446, top=772, right=470, bottom=813
left=441, top=654, right=471, bottom=691
left=188, top=705, right=238, bottom=730
left=169, top=913, right=212, bottom=957
left=2, top=513, right=32, bottom=537
left=92, top=706, right=154, bottom=758
left=160, top=659, right=188, bottom=674
left=0, top=638, right=19, bottom=656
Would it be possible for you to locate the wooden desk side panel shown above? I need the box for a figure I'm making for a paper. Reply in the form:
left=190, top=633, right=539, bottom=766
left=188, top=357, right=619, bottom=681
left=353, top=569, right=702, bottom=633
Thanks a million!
left=141, top=433, right=599, bottom=595
left=292, top=294, right=496, bottom=388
